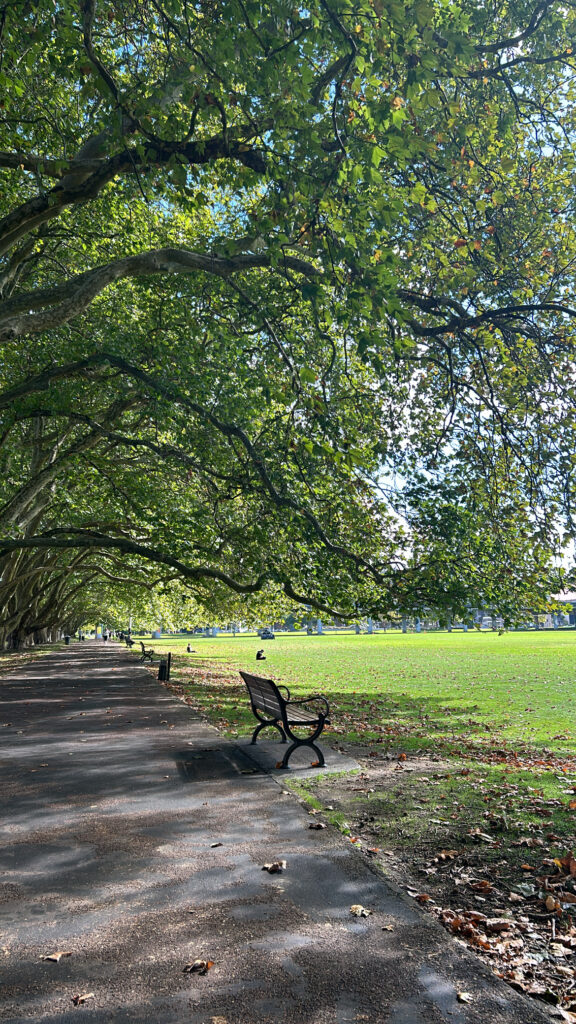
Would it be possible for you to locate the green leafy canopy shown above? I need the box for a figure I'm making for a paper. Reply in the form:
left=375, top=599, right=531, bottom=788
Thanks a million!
left=1, top=0, right=575, bottom=644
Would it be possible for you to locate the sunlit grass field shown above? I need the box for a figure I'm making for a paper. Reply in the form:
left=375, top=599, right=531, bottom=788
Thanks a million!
left=145, top=629, right=576, bottom=756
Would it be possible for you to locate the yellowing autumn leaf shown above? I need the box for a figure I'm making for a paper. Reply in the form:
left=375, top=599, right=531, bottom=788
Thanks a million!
left=350, top=904, right=372, bottom=917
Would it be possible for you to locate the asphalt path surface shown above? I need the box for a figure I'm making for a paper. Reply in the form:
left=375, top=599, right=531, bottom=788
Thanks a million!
left=0, top=642, right=554, bottom=1023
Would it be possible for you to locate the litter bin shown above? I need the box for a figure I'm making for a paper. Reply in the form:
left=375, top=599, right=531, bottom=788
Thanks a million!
left=158, top=652, right=171, bottom=682
left=64, top=635, right=71, bottom=645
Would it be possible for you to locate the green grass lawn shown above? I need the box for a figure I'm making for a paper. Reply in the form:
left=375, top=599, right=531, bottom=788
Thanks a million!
left=145, top=629, right=576, bottom=757
left=127, top=630, right=576, bottom=1001
left=142, top=629, right=576, bottom=863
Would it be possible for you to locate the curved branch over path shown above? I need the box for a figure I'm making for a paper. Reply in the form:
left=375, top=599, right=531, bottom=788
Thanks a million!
left=0, top=531, right=348, bottom=619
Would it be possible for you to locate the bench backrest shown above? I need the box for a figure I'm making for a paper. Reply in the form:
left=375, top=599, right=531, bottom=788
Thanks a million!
left=240, top=671, right=284, bottom=718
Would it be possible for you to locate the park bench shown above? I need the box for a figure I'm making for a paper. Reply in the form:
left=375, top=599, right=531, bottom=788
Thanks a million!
left=239, top=670, right=330, bottom=769
left=139, top=640, right=157, bottom=663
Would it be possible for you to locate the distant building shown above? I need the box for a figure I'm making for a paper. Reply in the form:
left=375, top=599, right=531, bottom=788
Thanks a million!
left=551, top=593, right=576, bottom=626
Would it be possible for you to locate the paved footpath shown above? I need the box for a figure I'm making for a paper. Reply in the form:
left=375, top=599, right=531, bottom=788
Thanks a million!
left=0, top=643, right=554, bottom=1024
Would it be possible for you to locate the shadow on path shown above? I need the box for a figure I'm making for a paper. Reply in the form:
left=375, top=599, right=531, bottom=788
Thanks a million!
left=0, top=643, right=550, bottom=1023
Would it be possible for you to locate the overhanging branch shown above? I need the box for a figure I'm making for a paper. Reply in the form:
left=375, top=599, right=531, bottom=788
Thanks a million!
left=0, top=248, right=320, bottom=341
left=0, top=530, right=351, bottom=617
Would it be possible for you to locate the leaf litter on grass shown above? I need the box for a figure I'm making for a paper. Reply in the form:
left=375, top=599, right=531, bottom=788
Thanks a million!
left=299, top=751, right=576, bottom=1018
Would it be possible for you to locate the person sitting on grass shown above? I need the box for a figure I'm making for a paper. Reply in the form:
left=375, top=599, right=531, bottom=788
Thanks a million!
left=256, top=649, right=266, bottom=661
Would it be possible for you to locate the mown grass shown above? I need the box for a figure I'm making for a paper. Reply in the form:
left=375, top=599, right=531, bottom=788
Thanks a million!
left=294, top=763, right=576, bottom=859
left=143, top=629, right=576, bottom=863
left=146, top=629, right=576, bottom=754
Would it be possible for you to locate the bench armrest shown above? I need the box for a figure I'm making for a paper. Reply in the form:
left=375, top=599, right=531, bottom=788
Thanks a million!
left=286, top=695, right=330, bottom=716
left=277, top=684, right=291, bottom=700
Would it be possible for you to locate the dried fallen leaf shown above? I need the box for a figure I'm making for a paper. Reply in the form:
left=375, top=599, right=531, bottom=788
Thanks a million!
left=546, top=894, right=562, bottom=913
left=558, top=851, right=576, bottom=877
left=467, top=911, right=488, bottom=923
left=308, top=822, right=326, bottom=830
left=71, top=992, right=94, bottom=1006
left=471, top=880, right=493, bottom=893
left=350, top=904, right=372, bottom=917
left=457, top=992, right=473, bottom=1003
left=210, top=842, right=223, bottom=848
left=41, top=951, right=72, bottom=962
left=211, top=1018, right=228, bottom=1024
left=183, top=959, right=215, bottom=975
left=468, top=829, right=497, bottom=843
left=485, top=918, right=513, bottom=934
left=262, top=860, right=286, bottom=873
left=550, top=943, right=573, bottom=958
left=433, top=849, right=459, bottom=863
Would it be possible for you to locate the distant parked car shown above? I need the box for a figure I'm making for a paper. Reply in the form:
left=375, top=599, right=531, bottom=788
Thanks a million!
left=260, top=628, right=275, bottom=639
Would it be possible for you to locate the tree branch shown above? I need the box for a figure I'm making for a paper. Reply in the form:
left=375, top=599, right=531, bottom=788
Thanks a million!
left=0, top=248, right=319, bottom=341
left=476, top=1, right=554, bottom=53
left=0, top=132, right=267, bottom=259
left=0, top=530, right=267, bottom=594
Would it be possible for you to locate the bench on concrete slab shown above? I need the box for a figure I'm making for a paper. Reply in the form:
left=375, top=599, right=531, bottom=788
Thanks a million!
left=139, top=640, right=158, bottom=663
left=239, top=670, right=330, bottom=769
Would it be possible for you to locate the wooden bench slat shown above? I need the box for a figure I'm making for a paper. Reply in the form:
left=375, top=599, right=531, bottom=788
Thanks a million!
left=240, top=670, right=330, bottom=769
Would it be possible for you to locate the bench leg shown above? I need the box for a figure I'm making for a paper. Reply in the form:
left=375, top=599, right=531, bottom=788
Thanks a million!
left=250, top=721, right=287, bottom=744
left=278, top=739, right=325, bottom=769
